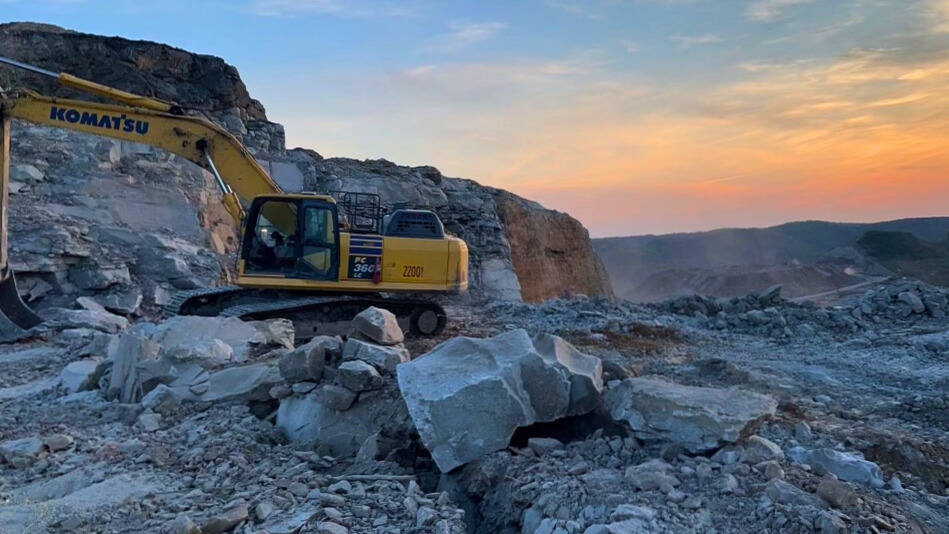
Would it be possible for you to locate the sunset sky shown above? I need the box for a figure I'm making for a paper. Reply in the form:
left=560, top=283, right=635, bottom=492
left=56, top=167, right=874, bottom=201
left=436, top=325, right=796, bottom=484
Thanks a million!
left=4, top=0, right=949, bottom=236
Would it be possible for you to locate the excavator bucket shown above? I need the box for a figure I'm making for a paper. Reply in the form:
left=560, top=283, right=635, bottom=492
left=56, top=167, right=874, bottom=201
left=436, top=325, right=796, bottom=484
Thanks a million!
left=0, top=113, right=42, bottom=330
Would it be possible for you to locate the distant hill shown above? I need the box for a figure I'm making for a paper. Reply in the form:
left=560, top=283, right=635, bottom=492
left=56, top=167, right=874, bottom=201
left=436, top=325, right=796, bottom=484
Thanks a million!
left=595, top=217, right=949, bottom=301
left=857, top=231, right=949, bottom=287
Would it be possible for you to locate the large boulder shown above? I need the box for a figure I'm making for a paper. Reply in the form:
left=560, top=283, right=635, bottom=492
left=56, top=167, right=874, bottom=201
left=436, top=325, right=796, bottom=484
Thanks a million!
left=39, top=307, right=129, bottom=334
left=276, top=383, right=411, bottom=456
left=605, top=377, right=776, bottom=453
left=353, top=307, right=404, bottom=345
left=396, top=329, right=602, bottom=472
left=152, top=316, right=293, bottom=361
left=177, top=363, right=282, bottom=403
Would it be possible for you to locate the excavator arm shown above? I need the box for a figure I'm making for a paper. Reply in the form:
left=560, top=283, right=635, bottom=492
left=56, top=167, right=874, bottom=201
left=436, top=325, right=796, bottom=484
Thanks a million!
left=1, top=90, right=283, bottom=222
left=0, top=56, right=288, bottom=330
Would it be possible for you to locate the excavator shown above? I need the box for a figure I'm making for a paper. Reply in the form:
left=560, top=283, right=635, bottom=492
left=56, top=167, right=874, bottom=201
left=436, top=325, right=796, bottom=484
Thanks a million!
left=0, top=56, right=468, bottom=338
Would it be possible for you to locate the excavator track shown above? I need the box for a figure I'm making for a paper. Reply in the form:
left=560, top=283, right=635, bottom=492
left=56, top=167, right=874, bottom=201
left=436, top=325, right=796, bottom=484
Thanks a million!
left=166, top=287, right=447, bottom=342
left=161, top=285, right=247, bottom=318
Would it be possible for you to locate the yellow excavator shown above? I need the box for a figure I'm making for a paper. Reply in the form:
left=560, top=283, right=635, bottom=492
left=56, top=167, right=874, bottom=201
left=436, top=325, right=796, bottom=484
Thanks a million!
left=0, top=56, right=468, bottom=338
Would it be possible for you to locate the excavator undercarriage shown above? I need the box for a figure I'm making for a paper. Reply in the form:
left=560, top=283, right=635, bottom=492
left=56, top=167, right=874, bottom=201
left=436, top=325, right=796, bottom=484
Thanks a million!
left=164, top=286, right=447, bottom=341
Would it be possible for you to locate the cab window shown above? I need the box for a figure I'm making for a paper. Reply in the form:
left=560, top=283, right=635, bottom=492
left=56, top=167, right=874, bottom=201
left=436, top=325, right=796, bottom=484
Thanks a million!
left=246, top=200, right=298, bottom=273
left=299, top=205, right=338, bottom=277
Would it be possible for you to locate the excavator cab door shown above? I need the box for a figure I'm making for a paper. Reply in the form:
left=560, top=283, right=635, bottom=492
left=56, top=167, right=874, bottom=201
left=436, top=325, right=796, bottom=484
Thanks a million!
left=241, top=196, right=339, bottom=282
left=296, top=200, right=340, bottom=281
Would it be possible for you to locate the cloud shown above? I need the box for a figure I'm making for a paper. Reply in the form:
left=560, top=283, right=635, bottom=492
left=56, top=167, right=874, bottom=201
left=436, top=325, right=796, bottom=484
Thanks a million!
left=746, top=0, right=819, bottom=22
left=935, top=0, right=949, bottom=31
left=670, top=33, right=722, bottom=49
left=249, top=0, right=417, bottom=17
left=426, top=20, right=508, bottom=52
left=621, top=39, right=640, bottom=53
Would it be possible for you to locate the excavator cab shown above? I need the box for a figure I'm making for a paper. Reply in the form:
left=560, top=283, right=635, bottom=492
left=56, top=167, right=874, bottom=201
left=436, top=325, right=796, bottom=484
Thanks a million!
left=241, top=195, right=341, bottom=281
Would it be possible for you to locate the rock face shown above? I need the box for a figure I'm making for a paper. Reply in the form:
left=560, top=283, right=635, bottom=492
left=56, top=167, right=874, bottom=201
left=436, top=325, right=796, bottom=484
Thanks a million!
left=396, top=329, right=603, bottom=472
left=493, top=191, right=614, bottom=302
left=0, top=22, right=610, bottom=309
left=0, top=23, right=265, bottom=120
left=605, top=377, right=777, bottom=453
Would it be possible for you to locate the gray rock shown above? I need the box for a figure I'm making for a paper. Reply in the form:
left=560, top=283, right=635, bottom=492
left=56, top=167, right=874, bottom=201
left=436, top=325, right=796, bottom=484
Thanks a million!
left=200, top=504, right=249, bottom=534
left=898, top=291, right=925, bottom=314
left=153, top=316, right=292, bottom=361
left=255, top=502, right=275, bottom=521
left=269, top=384, right=292, bottom=399
left=171, top=513, right=200, bottom=534
left=740, top=436, right=784, bottom=464
left=0, top=437, right=44, bottom=468
left=316, top=522, right=349, bottom=534
left=137, top=411, right=161, bottom=431
left=787, top=447, right=884, bottom=487
left=165, top=338, right=234, bottom=369
left=76, top=296, right=108, bottom=313
left=98, top=289, right=143, bottom=314
left=610, top=504, right=656, bottom=522
left=397, top=329, right=602, bottom=471
left=197, top=363, right=283, bottom=403
left=758, top=284, right=782, bottom=303
left=141, top=384, right=181, bottom=413
left=531, top=332, right=604, bottom=416
left=794, top=421, right=813, bottom=441
left=762, top=461, right=785, bottom=481
left=605, top=377, right=776, bottom=453
left=342, top=337, right=409, bottom=373
left=353, top=306, right=404, bottom=345
left=11, top=164, right=44, bottom=182
left=40, top=307, right=129, bottom=333
left=106, top=333, right=163, bottom=403
left=60, top=358, right=105, bottom=394
left=763, top=479, right=826, bottom=508
left=625, top=459, right=680, bottom=492
left=317, top=384, right=357, bottom=411
left=68, top=265, right=132, bottom=291
left=337, top=360, right=384, bottom=392
left=815, top=511, right=847, bottom=534
left=816, top=477, right=857, bottom=509
left=527, top=437, right=565, bottom=456
left=276, top=384, right=411, bottom=456
left=43, top=434, right=74, bottom=452
left=279, top=338, right=327, bottom=383
left=292, top=381, right=317, bottom=394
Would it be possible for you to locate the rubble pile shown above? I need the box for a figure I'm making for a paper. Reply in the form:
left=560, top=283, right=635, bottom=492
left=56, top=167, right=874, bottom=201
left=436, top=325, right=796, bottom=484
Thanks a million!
left=2, top=276, right=949, bottom=532
left=488, top=279, right=949, bottom=343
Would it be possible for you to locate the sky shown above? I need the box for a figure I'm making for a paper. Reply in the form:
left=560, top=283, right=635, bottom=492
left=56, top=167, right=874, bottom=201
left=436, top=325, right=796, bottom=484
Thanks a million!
left=3, top=0, right=949, bottom=237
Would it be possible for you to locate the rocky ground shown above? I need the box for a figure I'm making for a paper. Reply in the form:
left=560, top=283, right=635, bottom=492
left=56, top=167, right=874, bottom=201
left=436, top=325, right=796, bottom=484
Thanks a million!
left=0, top=278, right=947, bottom=533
